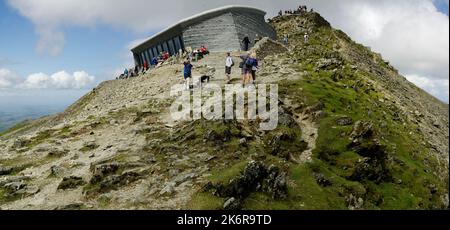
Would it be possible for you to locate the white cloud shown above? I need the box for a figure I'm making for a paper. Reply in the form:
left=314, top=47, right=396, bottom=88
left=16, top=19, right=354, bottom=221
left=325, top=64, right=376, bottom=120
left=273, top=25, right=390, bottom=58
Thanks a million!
left=6, top=0, right=449, bottom=102
left=0, top=68, right=95, bottom=89
left=21, top=71, right=95, bottom=89
left=0, top=68, right=21, bottom=88
left=406, top=74, right=449, bottom=102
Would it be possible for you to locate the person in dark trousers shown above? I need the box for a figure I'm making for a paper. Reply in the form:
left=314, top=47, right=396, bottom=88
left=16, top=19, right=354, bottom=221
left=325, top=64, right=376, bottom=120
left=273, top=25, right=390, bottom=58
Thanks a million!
left=237, top=52, right=250, bottom=87
left=244, top=52, right=258, bottom=85
left=134, top=65, right=139, bottom=75
left=242, top=36, right=251, bottom=51
left=183, top=60, right=193, bottom=90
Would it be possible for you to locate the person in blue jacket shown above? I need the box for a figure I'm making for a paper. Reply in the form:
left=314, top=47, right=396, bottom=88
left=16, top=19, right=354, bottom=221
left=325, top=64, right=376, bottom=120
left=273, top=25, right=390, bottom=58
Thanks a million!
left=184, top=60, right=193, bottom=90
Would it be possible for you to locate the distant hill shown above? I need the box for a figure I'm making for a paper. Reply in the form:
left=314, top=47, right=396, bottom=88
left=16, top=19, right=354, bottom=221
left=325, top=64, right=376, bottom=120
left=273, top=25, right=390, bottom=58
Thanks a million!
left=0, top=105, right=64, bottom=132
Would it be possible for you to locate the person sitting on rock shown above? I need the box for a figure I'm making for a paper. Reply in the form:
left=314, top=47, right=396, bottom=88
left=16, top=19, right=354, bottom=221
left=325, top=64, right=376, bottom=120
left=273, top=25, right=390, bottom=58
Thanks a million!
left=200, top=45, right=209, bottom=55
left=163, top=52, right=170, bottom=61
left=151, top=57, right=158, bottom=67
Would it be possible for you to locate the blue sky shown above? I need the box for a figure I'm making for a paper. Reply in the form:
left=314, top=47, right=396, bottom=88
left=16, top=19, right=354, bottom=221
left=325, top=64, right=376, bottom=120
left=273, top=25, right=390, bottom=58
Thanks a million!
left=0, top=1, right=157, bottom=82
left=0, top=0, right=448, bottom=109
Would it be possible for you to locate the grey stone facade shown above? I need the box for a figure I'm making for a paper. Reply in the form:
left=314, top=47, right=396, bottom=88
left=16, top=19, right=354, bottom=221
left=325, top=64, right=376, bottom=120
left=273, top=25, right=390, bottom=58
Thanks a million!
left=131, top=5, right=276, bottom=66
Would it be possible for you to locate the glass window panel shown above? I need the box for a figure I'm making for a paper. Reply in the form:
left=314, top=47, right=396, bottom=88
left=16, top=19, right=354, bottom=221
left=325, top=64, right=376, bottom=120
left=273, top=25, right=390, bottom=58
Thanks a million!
left=168, top=39, right=175, bottom=55
left=162, top=42, right=169, bottom=52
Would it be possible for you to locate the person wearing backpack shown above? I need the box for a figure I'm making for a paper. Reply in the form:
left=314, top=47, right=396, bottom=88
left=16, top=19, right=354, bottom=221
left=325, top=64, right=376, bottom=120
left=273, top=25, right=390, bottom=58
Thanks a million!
left=225, top=52, right=234, bottom=83
left=244, top=52, right=258, bottom=86
left=237, top=52, right=250, bottom=87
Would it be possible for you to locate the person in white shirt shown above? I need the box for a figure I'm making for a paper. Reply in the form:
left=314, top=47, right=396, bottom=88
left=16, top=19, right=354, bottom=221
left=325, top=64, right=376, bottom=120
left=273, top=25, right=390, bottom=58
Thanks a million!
left=225, top=52, right=234, bottom=83
left=304, top=32, right=309, bottom=43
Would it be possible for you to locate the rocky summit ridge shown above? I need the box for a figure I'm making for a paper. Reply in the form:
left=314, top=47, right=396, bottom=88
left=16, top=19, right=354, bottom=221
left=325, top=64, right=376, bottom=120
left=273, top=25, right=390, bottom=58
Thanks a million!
left=0, top=12, right=448, bottom=210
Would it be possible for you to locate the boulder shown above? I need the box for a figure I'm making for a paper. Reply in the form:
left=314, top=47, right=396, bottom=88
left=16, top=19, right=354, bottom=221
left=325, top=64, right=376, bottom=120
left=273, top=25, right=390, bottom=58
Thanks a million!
left=160, top=182, right=176, bottom=196
left=313, top=173, right=332, bottom=187
left=336, top=117, right=354, bottom=126
left=263, top=165, right=288, bottom=199
left=57, top=176, right=86, bottom=190
left=0, top=167, right=13, bottom=176
left=223, top=197, right=241, bottom=210
left=350, top=121, right=374, bottom=140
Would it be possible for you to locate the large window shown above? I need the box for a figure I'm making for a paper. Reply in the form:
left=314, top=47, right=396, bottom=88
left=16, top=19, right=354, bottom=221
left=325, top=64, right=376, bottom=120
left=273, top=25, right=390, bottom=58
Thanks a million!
left=162, top=42, right=169, bottom=53
left=144, top=50, right=150, bottom=64
left=168, top=39, right=175, bottom=55
left=174, top=36, right=182, bottom=51
left=148, top=48, right=154, bottom=60
left=140, top=53, right=145, bottom=66
left=152, top=47, right=158, bottom=57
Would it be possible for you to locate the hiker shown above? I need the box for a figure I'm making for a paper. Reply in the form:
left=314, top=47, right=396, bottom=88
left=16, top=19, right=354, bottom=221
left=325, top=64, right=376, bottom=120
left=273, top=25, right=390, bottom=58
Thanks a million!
left=283, top=34, right=289, bottom=45
left=225, top=52, right=234, bottom=83
left=143, top=61, right=148, bottom=71
left=245, top=52, right=258, bottom=85
left=278, top=10, right=282, bottom=16
left=200, top=45, right=209, bottom=55
left=134, top=65, right=140, bottom=76
left=304, top=32, right=309, bottom=43
left=237, top=52, right=250, bottom=86
left=242, top=36, right=251, bottom=51
left=124, top=68, right=129, bottom=78
left=254, top=34, right=261, bottom=44
left=243, top=52, right=256, bottom=86
left=151, top=57, right=158, bottom=67
left=163, top=52, right=169, bottom=61
left=183, top=60, right=193, bottom=90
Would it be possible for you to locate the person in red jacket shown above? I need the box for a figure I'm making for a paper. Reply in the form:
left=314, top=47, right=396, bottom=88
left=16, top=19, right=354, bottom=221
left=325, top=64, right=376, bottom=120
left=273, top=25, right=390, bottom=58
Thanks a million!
left=143, top=61, right=149, bottom=71
left=163, top=52, right=169, bottom=61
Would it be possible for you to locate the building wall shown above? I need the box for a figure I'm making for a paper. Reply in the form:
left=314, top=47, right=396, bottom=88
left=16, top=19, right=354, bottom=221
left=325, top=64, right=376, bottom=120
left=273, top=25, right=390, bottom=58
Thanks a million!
left=182, top=13, right=240, bottom=52
left=232, top=11, right=277, bottom=51
left=132, top=8, right=277, bottom=66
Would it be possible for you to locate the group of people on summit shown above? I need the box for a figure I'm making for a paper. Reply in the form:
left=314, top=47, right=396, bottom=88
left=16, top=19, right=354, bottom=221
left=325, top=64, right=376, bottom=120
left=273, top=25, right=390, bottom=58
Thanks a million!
left=278, top=4, right=312, bottom=16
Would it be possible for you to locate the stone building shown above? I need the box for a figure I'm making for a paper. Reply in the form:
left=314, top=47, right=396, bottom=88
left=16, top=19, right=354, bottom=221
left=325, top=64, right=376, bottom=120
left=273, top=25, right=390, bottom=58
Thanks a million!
left=131, top=5, right=277, bottom=66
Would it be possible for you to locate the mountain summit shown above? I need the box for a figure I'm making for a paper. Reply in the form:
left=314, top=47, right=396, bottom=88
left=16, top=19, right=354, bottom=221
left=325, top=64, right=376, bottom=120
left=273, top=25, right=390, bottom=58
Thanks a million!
left=0, top=11, right=448, bottom=210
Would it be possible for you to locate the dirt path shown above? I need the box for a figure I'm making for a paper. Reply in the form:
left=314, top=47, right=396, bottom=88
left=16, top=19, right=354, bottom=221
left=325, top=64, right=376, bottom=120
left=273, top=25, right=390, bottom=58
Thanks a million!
left=294, top=112, right=318, bottom=163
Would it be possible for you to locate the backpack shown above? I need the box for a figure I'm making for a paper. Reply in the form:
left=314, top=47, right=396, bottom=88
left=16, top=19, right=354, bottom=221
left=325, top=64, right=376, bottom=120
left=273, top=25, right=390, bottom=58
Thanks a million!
left=245, top=58, right=256, bottom=68
left=239, top=61, right=244, bottom=69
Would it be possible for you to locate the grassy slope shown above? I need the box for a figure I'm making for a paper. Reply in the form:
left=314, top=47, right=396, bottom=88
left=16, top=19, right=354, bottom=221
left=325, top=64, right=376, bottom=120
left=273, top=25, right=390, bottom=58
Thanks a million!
left=188, top=13, right=447, bottom=210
